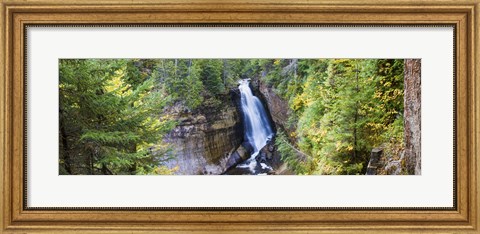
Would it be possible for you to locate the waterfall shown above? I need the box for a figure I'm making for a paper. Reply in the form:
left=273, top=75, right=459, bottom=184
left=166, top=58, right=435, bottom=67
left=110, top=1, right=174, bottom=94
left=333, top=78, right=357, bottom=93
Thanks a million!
left=238, top=79, right=274, bottom=158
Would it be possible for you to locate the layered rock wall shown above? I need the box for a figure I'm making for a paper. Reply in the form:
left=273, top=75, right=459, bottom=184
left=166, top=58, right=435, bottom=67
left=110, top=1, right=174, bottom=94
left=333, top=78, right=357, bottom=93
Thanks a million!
left=163, top=98, right=243, bottom=175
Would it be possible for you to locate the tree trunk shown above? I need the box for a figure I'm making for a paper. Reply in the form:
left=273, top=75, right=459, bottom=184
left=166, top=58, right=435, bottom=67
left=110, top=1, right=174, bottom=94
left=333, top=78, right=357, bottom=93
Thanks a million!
left=174, top=59, right=178, bottom=77
left=404, top=59, right=421, bottom=175
left=59, top=109, right=72, bottom=174
left=187, top=59, right=192, bottom=76
left=223, top=59, right=227, bottom=86
left=353, top=62, right=359, bottom=160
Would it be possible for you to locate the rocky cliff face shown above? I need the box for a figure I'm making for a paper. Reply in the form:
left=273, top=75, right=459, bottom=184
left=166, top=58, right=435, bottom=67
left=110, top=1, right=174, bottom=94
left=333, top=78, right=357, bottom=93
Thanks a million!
left=249, top=78, right=294, bottom=175
left=163, top=96, right=243, bottom=175
left=255, top=80, right=293, bottom=134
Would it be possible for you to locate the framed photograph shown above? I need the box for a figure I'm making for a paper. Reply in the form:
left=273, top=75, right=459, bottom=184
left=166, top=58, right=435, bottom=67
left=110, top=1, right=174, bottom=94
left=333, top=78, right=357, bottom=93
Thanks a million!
left=1, top=0, right=478, bottom=233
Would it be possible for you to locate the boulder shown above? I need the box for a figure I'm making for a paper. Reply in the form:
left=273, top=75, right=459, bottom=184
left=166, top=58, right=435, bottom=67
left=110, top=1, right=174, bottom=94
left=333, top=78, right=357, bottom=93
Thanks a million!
left=225, top=144, right=250, bottom=170
left=365, top=148, right=383, bottom=175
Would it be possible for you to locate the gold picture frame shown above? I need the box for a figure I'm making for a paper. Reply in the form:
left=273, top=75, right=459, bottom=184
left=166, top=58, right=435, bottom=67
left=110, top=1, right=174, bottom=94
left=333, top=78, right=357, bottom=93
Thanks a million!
left=1, top=0, right=478, bottom=232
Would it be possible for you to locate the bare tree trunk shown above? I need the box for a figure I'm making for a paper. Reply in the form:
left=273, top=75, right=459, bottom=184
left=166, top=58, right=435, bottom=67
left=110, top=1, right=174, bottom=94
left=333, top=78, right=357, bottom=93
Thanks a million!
left=188, top=59, right=192, bottom=76
left=161, top=60, right=168, bottom=81
left=404, top=59, right=421, bottom=175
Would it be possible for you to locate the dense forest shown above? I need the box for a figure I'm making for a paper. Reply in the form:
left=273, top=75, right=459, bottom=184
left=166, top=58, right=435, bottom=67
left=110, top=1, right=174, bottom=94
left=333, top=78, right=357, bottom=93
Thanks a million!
left=261, top=59, right=405, bottom=175
left=59, top=58, right=418, bottom=175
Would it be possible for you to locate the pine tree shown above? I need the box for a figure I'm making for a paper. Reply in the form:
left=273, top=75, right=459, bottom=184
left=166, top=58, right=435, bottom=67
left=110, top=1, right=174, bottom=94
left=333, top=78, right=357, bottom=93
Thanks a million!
left=59, top=59, right=176, bottom=175
left=258, top=59, right=405, bottom=175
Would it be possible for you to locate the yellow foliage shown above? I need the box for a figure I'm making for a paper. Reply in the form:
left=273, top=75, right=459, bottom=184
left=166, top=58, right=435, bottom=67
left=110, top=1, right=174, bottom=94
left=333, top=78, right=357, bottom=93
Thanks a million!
left=105, top=67, right=132, bottom=97
left=172, top=165, right=180, bottom=172
left=335, top=141, right=342, bottom=151
left=153, top=165, right=179, bottom=175
left=291, top=96, right=304, bottom=111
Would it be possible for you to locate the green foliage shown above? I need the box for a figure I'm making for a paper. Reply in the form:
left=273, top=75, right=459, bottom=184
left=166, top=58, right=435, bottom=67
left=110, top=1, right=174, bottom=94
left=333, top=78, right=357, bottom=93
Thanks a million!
left=59, top=59, right=176, bottom=175
left=275, top=130, right=311, bottom=174
left=195, top=59, right=224, bottom=96
left=156, top=59, right=204, bottom=110
left=59, top=58, right=405, bottom=176
left=222, top=59, right=251, bottom=89
left=380, top=115, right=405, bottom=171
left=80, top=130, right=140, bottom=145
left=59, top=58, right=247, bottom=175
left=256, top=59, right=405, bottom=175
left=155, top=59, right=240, bottom=110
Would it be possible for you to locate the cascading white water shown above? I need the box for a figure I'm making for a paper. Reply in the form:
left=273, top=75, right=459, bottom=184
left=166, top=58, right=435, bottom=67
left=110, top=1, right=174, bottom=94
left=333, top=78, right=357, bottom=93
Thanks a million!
left=238, top=79, right=274, bottom=159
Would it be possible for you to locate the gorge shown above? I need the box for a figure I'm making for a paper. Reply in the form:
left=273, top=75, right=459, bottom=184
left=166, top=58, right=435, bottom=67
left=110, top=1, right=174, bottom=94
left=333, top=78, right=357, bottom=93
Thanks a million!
left=162, top=79, right=281, bottom=175
left=59, top=58, right=420, bottom=176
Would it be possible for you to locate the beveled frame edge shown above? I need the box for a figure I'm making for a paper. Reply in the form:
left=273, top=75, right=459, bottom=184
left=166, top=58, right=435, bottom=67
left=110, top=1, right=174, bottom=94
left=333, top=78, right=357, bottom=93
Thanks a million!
left=1, top=0, right=479, bottom=233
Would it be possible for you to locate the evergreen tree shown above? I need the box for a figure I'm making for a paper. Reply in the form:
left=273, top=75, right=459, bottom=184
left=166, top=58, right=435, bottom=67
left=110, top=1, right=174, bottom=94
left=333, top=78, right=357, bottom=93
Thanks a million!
left=157, top=59, right=204, bottom=110
left=59, top=59, right=176, bottom=175
left=259, top=58, right=405, bottom=175
left=196, top=59, right=224, bottom=97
